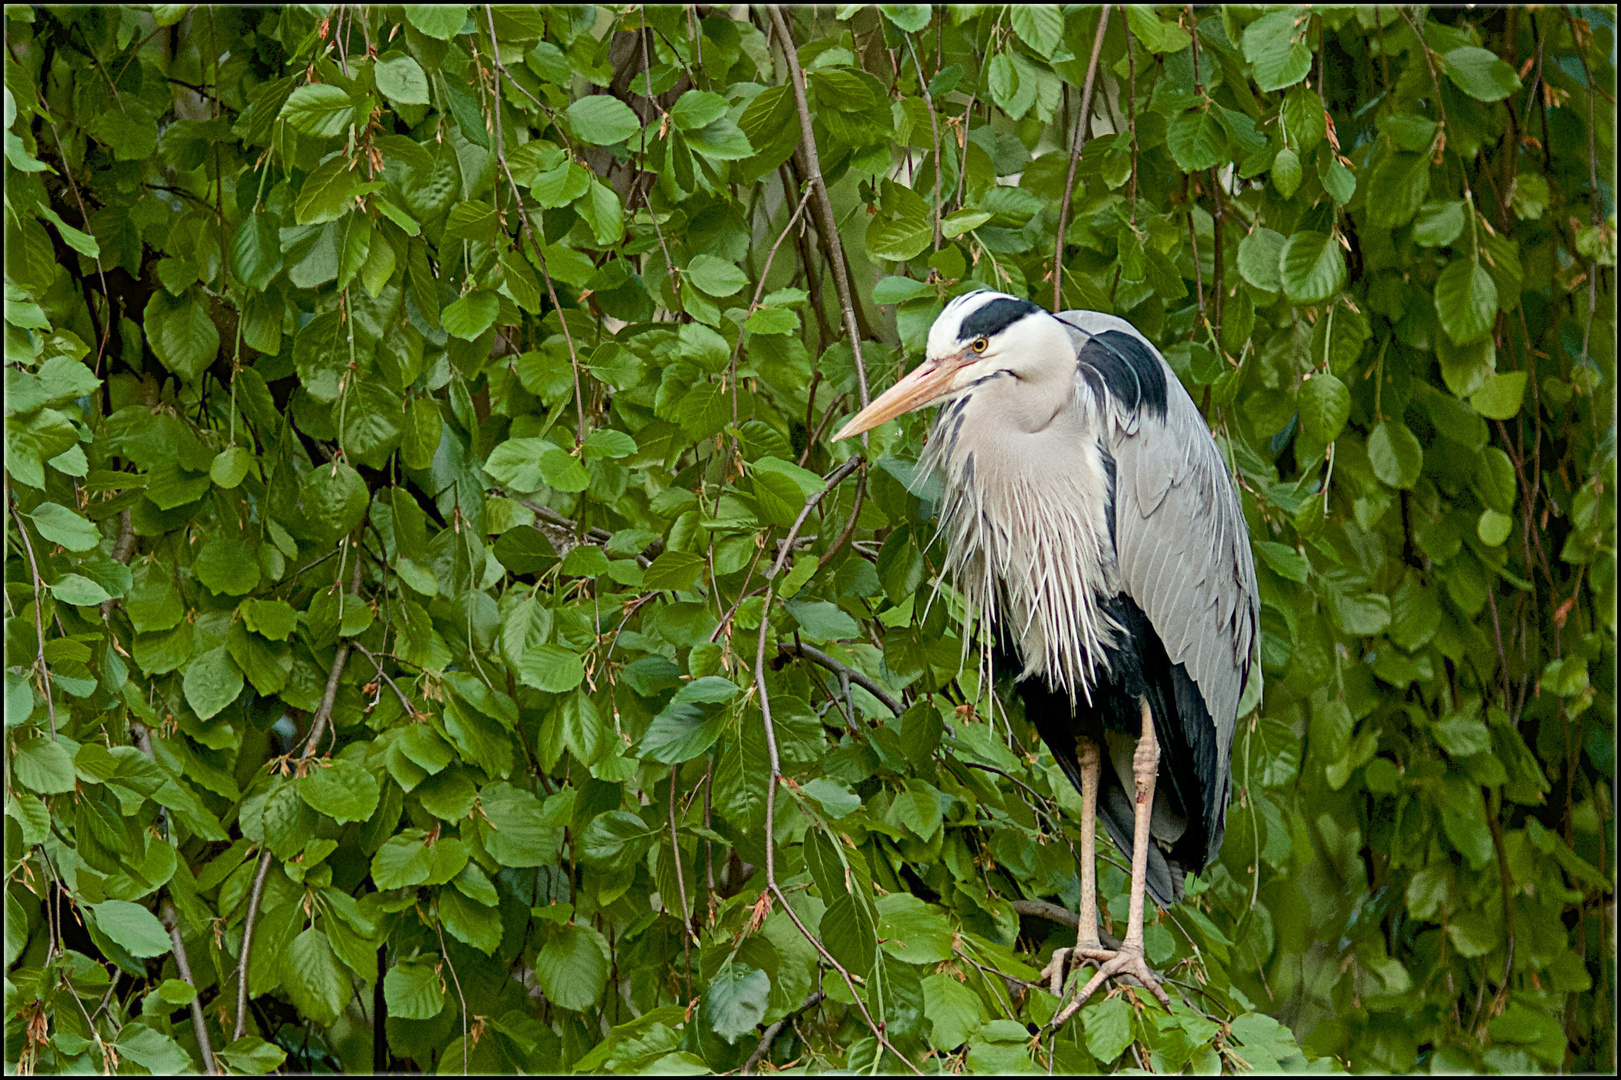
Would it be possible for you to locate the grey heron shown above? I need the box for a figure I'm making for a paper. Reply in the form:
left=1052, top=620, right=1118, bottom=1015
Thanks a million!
left=834, top=290, right=1260, bottom=1016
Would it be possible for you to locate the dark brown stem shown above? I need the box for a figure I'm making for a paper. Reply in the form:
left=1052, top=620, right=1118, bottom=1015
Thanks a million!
left=766, top=5, right=870, bottom=410
left=487, top=6, right=588, bottom=446
left=8, top=495, right=57, bottom=739
left=777, top=641, right=901, bottom=716
left=1051, top=6, right=1110, bottom=313
left=902, top=30, right=943, bottom=251
left=743, top=991, right=826, bottom=1074
left=161, top=899, right=218, bottom=1074
left=235, top=541, right=362, bottom=1041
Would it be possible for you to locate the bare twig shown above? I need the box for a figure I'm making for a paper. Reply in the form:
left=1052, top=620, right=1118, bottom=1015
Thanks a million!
left=235, top=542, right=362, bottom=1041
left=777, top=641, right=901, bottom=717
left=487, top=6, right=588, bottom=446
left=161, top=899, right=218, bottom=1074
left=766, top=5, right=870, bottom=410
left=1052, top=6, right=1110, bottom=313
left=752, top=480, right=920, bottom=1074
left=731, top=180, right=817, bottom=441
left=902, top=30, right=943, bottom=251
left=768, top=456, right=863, bottom=581
left=8, top=495, right=57, bottom=739
left=432, top=909, right=470, bottom=1074
left=743, top=991, right=826, bottom=1074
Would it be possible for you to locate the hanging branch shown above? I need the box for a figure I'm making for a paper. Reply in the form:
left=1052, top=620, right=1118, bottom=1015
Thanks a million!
left=901, top=30, right=943, bottom=252
left=234, top=541, right=363, bottom=1042
left=748, top=462, right=916, bottom=1074
left=1051, top=6, right=1111, bottom=313
left=486, top=5, right=589, bottom=447
left=743, top=991, right=826, bottom=1074
left=776, top=641, right=901, bottom=717
left=8, top=495, right=57, bottom=739
left=765, top=5, right=871, bottom=410
left=161, top=899, right=218, bottom=1075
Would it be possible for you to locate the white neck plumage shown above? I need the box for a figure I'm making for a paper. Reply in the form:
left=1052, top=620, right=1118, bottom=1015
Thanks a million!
left=922, top=371, right=1123, bottom=704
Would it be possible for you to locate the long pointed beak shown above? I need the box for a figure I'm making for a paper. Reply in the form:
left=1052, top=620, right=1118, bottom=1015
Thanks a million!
left=833, top=351, right=966, bottom=440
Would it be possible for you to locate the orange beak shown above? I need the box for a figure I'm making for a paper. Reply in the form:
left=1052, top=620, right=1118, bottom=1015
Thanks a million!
left=833, top=350, right=968, bottom=440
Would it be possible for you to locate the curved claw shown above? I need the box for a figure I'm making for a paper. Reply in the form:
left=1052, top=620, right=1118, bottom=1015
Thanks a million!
left=1048, top=947, right=1171, bottom=1029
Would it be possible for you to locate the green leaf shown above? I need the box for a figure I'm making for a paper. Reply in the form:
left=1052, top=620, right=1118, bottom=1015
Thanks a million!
left=1244, top=9, right=1312, bottom=91
left=686, top=254, right=748, bottom=297
left=1009, top=5, right=1063, bottom=54
left=922, top=971, right=987, bottom=1050
left=194, top=538, right=262, bottom=596
left=1167, top=109, right=1226, bottom=172
left=538, top=448, right=590, bottom=493
left=478, top=782, right=559, bottom=867
left=281, top=928, right=348, bottom=1028
left=1271, top=146, right=1302, bottom=199
left=385, top=958, right=445, bottom=1020
left=784, top=599, right=860, bottom=641
left=211, top=446, right=253, bottom=489
left=1434, top=259, right=1497, bottom=346
left=89, top=900, right=171, bottom=958
left=299, top=462, right=369, bottom=541
left=567, top=95, right=642, bottom=146
left=536, top=923, right=610, bottom=1011
left=1237, top=228, right=1286, bottom=292
left=440, top=886, right=503, bottom=953
left=294, top=157, right=366, bottom=227
left=1279, top=231, right=1346, bottom=304
left=1443, top=46, right=1521, bottom=102
left=440, top=290, right=500, bottom=341
left=183, top=646, right=244, bottom=721
left=232, top=212, right=283, bottom=291
left=1367, top=421, right=1423, bottom=488
left=300, top=759, right=381, bottom=823
left=579, top=811, right=658, bottom=867
left=1298, top=372, right=1350, bottom=443
left=518, top=644, right=584, bottom=694
left=643, top=551, right=705, bottom=593
left=405, top=4, right=467, bottom=38
left=1413, top=201, right=1465, bottom=247
left=1082, top=994, right=1134, bottom=1062
left=280, top=84, right=355, bottom=138
left=144, top=291, right=220, bottom=382
left=1470, top=371, right=1526, bottom=419
left=13, top=735, right=77, bottom=794
left=27, top=502, right=100, bottom=551
left=375, top=55, right=430, bottom=107
left=215, top=1037, right=288, bottom=1075
left=706, top=964, right=771, bottom=1044
left=880, top=5, right=933, bottom=34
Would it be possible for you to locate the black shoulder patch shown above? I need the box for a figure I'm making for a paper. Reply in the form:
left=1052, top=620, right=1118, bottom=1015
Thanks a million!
left=959, top=297, right=1042, bottom=342
left=1079, top=330, right=1168, bottom=419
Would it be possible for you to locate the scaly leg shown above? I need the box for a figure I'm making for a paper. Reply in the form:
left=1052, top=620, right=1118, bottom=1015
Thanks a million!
left=1043, top=737, right=1103, bottom=993
left=1051, top=701, right=1171, bottom=1025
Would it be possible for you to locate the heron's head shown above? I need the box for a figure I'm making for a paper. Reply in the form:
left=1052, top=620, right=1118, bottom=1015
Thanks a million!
left=834, top=290, right=1074, bottom=440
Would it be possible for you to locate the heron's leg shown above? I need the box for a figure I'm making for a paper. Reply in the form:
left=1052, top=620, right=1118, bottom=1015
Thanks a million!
left=1043, top=738, right=1104, bottom=994
left=1050, top=702, right=1171, bottom=1026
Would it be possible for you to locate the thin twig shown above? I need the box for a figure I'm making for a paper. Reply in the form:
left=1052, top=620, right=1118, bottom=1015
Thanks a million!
left=1052, top=6, right=1110, bottom=313
left=486, top=6, right=588, bottom=446
left=902, top=30, right=943, bottom=251
left=753, top=488, right=920, bottom=1074
left=8, top=495, right=57, bottom=739
left=731, top=180, right=817, bottom=443
left=432, top=909, right=470, bottom=1074
left=235, top=542, right=362, bottom=1041
left=743, top=991, right=826, bottom=1074
left=768, top=456, right=863, bottom=581
left=777, top=642, right=901, bottom=717
left=766, top=5, right=869, bottom=410
left=161, top=899, right=218, bottom=1074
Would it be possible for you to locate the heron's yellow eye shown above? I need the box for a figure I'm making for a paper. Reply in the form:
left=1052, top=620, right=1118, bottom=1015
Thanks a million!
left=972, top=337, right=988, bottom=354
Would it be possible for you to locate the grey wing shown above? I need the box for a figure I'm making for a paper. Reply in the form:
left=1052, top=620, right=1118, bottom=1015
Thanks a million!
left=1055, top=310, right=1261, bottom=787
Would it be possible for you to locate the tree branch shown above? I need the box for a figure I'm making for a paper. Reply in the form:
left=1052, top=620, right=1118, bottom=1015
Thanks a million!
left=777, top=641, right=901, bottom=717
left=161, top=899, right=218, bottom=1075
left=8, top=494, right=57, bottom=739
left=1052, top=6, right=1110, bottom=313
left=765, top=5, right=870, bottom=411
left=234, top=539, right=363, bottom=1041
left=743, top=991, right=825, bottom=1074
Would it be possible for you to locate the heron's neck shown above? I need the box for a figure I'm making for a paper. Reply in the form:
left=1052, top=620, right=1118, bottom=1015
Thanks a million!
left=923, top=377, right=1122, bottom=701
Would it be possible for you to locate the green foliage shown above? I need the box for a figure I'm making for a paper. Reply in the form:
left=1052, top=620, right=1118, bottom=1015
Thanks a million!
left=4, top=4, right=1614, bottom=1076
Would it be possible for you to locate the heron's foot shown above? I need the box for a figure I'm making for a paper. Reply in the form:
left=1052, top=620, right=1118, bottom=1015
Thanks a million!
left=1040, top=942, right=1112, bottom=996
left=1049, top=945, right=1171, bottom=1028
